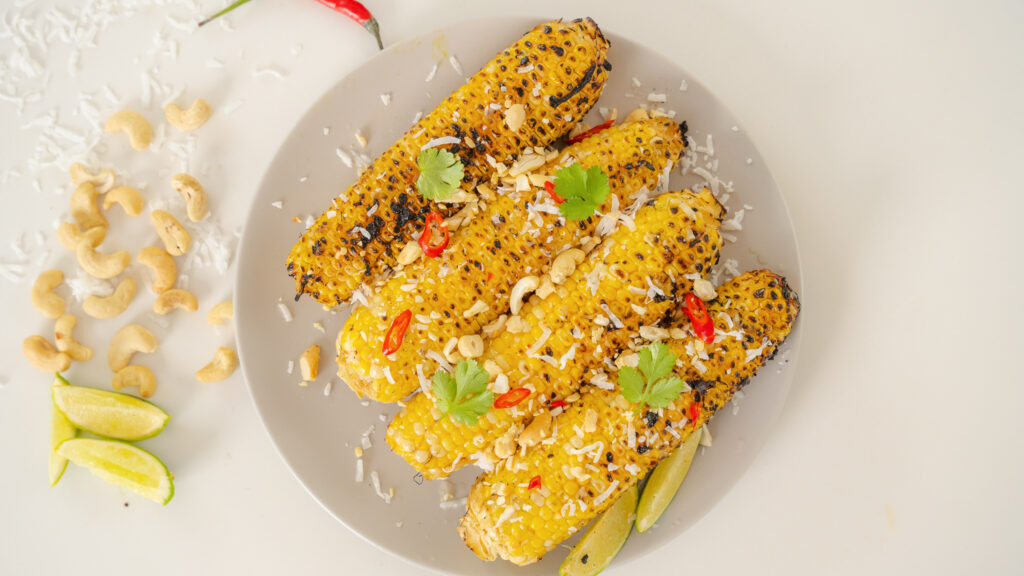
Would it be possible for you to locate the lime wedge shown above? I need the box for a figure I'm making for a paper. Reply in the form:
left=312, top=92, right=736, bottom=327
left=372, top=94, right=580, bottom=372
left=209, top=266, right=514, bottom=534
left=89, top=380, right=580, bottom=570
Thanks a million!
left=635, top=428, right=702, bottom=533
left=49, top=375, right=77, bottom=486
left=57, top=438, right=174, bottom=505
left=51, top=385, right=169, bottom=441
left=559, top=483, right=638, bottom=576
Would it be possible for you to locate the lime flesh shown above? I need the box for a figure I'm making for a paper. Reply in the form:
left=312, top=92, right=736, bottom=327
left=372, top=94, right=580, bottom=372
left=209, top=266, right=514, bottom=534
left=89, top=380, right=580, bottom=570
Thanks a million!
left=636, top=428, right=702, bottom=533
left=51, top=385, right=169, bottom=441
left=49, top=375, right=76, bottom=486
left=57, top=438, right=174, bottom=505
left=559, top=483, right=639, bottom=576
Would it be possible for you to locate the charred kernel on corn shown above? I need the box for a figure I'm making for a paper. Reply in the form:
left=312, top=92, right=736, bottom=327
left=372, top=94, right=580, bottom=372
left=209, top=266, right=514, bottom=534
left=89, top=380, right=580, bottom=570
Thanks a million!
left=336, top=118, right=687, bottom=402
left=287, top=19, right=612, bottom=307
left=458, top=270, right=801, bottom=565
left=385, top=189, right=726, bottom=480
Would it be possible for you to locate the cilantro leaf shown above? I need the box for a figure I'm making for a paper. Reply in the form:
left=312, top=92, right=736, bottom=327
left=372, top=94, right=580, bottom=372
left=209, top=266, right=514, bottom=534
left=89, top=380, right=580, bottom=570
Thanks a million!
left=416, top=148, right=464, bottom=201
left=431, top=359, right=494, bottom=426
left=617, top=342, right=688, bottom=412
left=553, top=164, right=610, bottom=221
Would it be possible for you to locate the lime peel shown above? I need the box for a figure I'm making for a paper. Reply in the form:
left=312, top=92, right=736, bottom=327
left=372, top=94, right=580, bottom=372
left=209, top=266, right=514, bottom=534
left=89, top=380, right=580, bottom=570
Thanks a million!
left=635, top=428, right=702, bottom=532
left=57, top=438, right=174, bottom=505
left=49, top=375, right=76, bottom=487
left=559, top=483, right=638, bottom=576
left=51, top=385, right=169, bottom=441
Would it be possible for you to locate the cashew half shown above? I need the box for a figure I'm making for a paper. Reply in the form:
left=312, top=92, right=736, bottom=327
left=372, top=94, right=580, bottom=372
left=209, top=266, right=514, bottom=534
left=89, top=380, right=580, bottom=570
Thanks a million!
left=113, top=365, right=157, bottom=398
left=108, top=324, right=157, bottom=372
left=102, top=185, right=144, bottom=217
left=509, top=275, right=540, bottom=315
left=164, top=98, right=212, bottom=131
left=83, top=277, right=136, bottom=319
left=196, top=347, right=238, bottom=383
left=70, top=182, right=107, bottom=230
left=57, top=221, right=105, bottom=251
left=31, top=269, right=66, bottom=319
left=300, top=345, right=320, bottom=381
left=150, top=210, right=192, bottom=255
left=549, top=248, right=586, bottom=285
left=457, top=334, right=484, bottom=358
left=69, top=162, right=115, bottom=193
left=105, top=110, right=153, bottom=150
left=137, top=246, right=176, bottom=294
left=23, top=335, right=72, bottom=373
left=76, top=229, right=130, bottom=279
left=171, top=174, right=208, bottom=222
left=207, top=300, right=233, bottom=326
left=54, top=314, right=93, bottom=362
left=153, top=288, right=198, bottom=315
left=517, top=410, right=553, bottom=449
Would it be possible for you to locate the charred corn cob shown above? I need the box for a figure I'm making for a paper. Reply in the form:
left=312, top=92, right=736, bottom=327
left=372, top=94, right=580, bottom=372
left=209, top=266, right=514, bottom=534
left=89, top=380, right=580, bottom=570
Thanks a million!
left=459, top=269, right=801, bottom=565
left=385, top=189, right=724, bottom=479
left=337, top=118, right=686, bottom=402
left=287, top=18, right=611, bottom=307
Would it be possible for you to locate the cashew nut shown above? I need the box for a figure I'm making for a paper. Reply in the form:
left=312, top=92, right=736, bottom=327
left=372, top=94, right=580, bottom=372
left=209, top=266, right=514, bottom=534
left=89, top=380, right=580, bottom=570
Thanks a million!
left=509, top=275, right=540, bottom=315
left=31, top=269, right=66, bottom=319
left=69, top=162, right=115, bottom=192
left=207, top=300, right=233, bottom=326
left=137, top=246, right=177, bottom=293
left=153, top=288, right=198, bottom=315
left=396, top=240, right=422, bottom=266
left=102, top=185, right=144, bottom=217
left=54, top=314, right=93, bottom=362
left=457, top=334, right=484, bottom=358
left=300, top=344, right=321, bottom=381
left=150, top=210, right=192, bottom=255
left=623, top=107, right=650, bottom=124
left=504, top=103, right=525, bottom=133
left=76, top=229, right=130, bottom=279
left=164, top=98, right=212, bottom=131
left=113, top=365, right=157, bottom=398
left=171, top=174, right=208, bottom=222
left=196, top=347, right=238, bottom=383
left=83, top=277, right=136, bottom=319
left=108, top=324, right=157, bottom=372
left=104, top=110, right=153, bottom=150
left=57, top=221, right=105, bottom=251
left=536, top=276, right=556, bottom=300
left=549, top=249, right=586, bottom=285
left=70, top=182, right=107, bottom=231
left=517, top=410, right=553, bottom=449
left=693, top=278, right=717, bottom=301
left=23, top=335, right=72, bottom=373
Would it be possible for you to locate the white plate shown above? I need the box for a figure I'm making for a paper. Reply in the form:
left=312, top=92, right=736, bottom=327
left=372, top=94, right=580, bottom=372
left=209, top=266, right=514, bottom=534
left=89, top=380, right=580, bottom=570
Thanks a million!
left=236, top=16, right=803, bottom=575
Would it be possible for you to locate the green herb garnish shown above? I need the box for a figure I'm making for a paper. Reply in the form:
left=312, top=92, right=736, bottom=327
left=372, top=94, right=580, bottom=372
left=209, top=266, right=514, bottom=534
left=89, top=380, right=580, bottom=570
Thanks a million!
left=416, top=148, right=465, bottom=201
left=618, top=341, right=689, bottom=411
left=432, top=359, right=494, bottom=426
left=553, top=163, right=610, bottom=220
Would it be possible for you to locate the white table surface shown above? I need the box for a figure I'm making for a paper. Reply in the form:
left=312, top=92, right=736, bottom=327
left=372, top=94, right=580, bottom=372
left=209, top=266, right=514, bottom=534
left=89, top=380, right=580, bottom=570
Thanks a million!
left=2, top=1, right=1022, bottom=574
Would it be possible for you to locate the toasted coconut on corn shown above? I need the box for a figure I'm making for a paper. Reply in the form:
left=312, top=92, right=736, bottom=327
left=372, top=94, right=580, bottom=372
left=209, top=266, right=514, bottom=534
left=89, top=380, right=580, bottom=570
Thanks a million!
left=459, top=269, right=801, bottom=565
left=287, top=18, right=611, bottom=307
left=386, top=189, right=724, bottom=479
left=338, top=117, right=686, bottom=402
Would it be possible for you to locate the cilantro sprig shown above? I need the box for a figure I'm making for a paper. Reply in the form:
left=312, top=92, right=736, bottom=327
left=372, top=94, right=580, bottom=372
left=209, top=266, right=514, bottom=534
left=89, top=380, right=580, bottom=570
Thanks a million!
left=618, top=342, right=689, bottom=412
left=432, top=359, right=494, bottom=426
left=416, top=148, right=465, bottom=201
left=553, top=163, right=610, bottom=221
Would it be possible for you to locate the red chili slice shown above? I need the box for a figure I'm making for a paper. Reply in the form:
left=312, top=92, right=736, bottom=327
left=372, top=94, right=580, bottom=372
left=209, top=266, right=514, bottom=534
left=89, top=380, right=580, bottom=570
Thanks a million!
left=418, top=211, right=450, bottom=257
left=548, top=400, right=567, bottom=408
left=528, top=475, right=542, bottom=490
left=381, top=309, right=412, bottom=356
left=543, top=180, right=565, bottom=205
left=494, top=387, right=531, bottom=409
left=683, top=292, right=715, bottom=344
left=566, top=119, right=615, bottom=145
left=688, top=401, right=701, bottom=430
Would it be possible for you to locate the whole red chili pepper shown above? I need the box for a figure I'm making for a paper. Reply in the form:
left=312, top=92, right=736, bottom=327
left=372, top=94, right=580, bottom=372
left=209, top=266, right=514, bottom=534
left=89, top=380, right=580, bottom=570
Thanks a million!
left=418, top=211, right=450, bottom=257
left=494, top=387, right=531, bottom=409
left=381, top=309, right=412, bottom=356
left=566, top=119, right=615, bottom=145
left=316, top=0, right=383, bottom=50
left=527, top=475, right=542, bottom=490
left=683, top=292, right=715, bottom=344
left=543, top=180, right=564, bottom=204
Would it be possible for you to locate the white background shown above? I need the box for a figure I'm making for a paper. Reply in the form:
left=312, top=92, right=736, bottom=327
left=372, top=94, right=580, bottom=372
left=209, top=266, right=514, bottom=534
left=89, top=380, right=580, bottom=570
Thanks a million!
left=1, top=1, right=1022, bottom=574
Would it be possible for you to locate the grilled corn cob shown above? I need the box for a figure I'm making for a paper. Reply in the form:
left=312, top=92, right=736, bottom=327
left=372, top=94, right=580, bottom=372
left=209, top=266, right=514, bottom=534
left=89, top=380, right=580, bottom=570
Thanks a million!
left=287, top=18, right=611, bottom=307
left=386, top=189, right=724, bottom=479
left=337, top=117, right=686, bottom=402
left=459, top=269, right=801, bottom=565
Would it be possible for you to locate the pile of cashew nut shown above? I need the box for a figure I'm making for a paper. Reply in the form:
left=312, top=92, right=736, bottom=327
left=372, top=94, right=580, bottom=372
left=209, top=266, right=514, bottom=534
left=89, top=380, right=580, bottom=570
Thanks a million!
left=23, top=99, right=240, bottom=398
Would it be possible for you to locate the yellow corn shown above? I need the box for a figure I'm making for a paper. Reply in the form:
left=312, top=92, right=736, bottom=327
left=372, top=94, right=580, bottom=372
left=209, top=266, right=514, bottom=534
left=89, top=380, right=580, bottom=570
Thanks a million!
left=385, top=189, right=725, bottom=479
left=337, top=117, right=686, bottom=402
left=458, top=269, right=801, bottom=565
left=287, top=18, right=611, bottom=307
